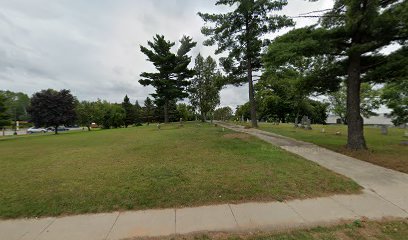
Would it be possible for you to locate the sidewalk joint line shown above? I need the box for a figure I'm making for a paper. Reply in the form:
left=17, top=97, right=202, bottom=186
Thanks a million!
left=285, top=202, right=308, bottom=223
left=18, top=231, right=28, bottom=240
left=329, top=196, right=360, bottom=217
left=174, top=208, right=177, bottom=235
left=371, top=192, right=408, bottom=215
left=34, top=218, right=55, bottom=240
left=104, top=212, right=120, bottom=240
left=228, top=204, right=240, bottom=229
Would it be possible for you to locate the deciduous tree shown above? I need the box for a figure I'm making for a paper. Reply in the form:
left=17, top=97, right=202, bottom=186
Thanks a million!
left=214, top=106, right=233, bottom=121
left=76, top=101, right=95, bottom=131
left=327, top=83, right=381, bottom=124
left=382, top=80, right=408, bottom=126
left=28, top=89, right=76, bottom=134
left=0, top=94, right=10, bottom=128
left=189, top=54, right=222, bottom=122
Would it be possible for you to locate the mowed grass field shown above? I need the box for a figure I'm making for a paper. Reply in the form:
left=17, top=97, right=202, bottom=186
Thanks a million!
left=256, top=123, right=408, bottom=173
left=0, top=123, right=360, bottom=219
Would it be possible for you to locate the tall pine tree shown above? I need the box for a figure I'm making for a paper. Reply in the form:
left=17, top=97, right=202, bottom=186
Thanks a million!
left=265, top=0, right=408, bottom=149
left=143, top=97, right=155, bottom=123
left=122, top=95, right=134, bottom=128
left=198, top=0, right=293, bottom=127
left=139, top=35, right=196, bottom=123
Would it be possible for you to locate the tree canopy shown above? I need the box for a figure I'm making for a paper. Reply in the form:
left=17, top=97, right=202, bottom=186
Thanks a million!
left=199, top=0, right=293, bottom=127
left=189, top=54, right=222, bottom=122
left=264, top=0, right=408, bottom=149
left=0, top=94, right=10, bottom=128
left=0, top=90, right=30, bottom=122
left=28, top=89, right=76, bottom=134
left=327, top=83, right=381, bottom=124
left=122, top=95, right=135, bottom=128
left=139, top=35, right=196, bottom=123
left=382, top=79, right=408, bottom=126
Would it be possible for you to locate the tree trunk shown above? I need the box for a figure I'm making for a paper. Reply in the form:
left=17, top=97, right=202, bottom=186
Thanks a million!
left=294, top=111, right=300, bottom=127
left=200, top=111, right=206, bottom=122
left=55, top=125, right=58, bottom=135
left=164, top=100, right=169, bottom=123
left=346, top=52, right=367, bottom=150
left=245, top=17, right=258, bottom=128
left=87, top=125, right=91, bottom=131
left=247, top=60, right=258, bottom=128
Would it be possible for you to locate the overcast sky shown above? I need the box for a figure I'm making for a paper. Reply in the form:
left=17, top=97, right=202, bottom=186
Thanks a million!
left=0, top=0, right=334, bottom=107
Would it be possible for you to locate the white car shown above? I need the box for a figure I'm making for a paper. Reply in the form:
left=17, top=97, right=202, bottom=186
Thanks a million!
left=27, top=127, right=48, bottom=134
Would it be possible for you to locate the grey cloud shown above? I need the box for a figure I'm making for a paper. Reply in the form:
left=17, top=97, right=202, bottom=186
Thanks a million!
left=0, top=0, right=330, bottom=109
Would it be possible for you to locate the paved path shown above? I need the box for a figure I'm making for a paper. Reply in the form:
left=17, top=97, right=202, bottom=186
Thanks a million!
left=2, top=123, right=408, bottom=240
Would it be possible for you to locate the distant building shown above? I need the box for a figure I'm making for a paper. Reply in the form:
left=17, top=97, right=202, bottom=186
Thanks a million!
left=326, top=113, right=393, bottom=126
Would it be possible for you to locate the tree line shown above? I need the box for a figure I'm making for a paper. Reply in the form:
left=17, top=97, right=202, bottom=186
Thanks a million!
left=0, top=88, right=231, bottom=134
left=1, top=0, right=407, bottom=150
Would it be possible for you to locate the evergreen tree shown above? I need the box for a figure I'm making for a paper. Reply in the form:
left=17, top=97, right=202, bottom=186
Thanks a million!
left=134, top=101, right=142, bottom=125
left=139, top=35, right=196, bottom=123
left=122, top=95, right=134, bottom=128
left=265, top=0, right=408, bottom=149
left=189, top=54, right=222, bottom=122
left=143, top=97, right=155, bottom=123
left=0, top=94, right=11, bottom=128
left=28, top=89, right=76, bottom=134
left=198, top=0, right=293, bottom=127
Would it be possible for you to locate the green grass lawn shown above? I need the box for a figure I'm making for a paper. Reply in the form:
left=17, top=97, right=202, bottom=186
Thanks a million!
left=189, top=220, right=408, bottom=240
left=0, top=123, right=360, bottom=219
left=254, top=123, right=408, bottom=173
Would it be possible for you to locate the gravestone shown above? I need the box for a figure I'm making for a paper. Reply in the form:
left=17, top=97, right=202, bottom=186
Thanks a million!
left=305, top=118, right=312, bottom=130
left=380, top=125, right=388, bottom=135
left=321, top=128, right=325, bottom=133
left=157, top=123, right=161, bottom=130
left=301, top=116, right=312, bottom=130
left=404, top=131, right=408, bottom=138
left=179, top=118, right=183, bottom=127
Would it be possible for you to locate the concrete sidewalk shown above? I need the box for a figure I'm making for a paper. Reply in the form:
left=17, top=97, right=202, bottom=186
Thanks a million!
left=1, top=122, right=408, bottom=240
left=218, top=122, right=408, bottom=213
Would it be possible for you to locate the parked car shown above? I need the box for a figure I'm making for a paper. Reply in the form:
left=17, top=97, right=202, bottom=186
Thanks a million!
left=46, top=126, right=70, bottom=132
left=27, top=127, right=47, bottom=134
